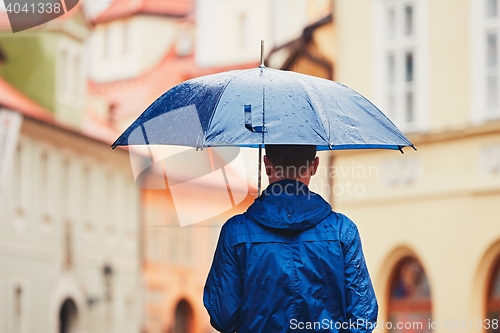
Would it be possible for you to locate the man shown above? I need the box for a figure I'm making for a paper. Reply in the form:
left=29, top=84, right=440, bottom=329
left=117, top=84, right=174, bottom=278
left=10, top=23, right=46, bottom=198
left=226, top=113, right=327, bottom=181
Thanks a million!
left=204, top=145, right=378, bottom=333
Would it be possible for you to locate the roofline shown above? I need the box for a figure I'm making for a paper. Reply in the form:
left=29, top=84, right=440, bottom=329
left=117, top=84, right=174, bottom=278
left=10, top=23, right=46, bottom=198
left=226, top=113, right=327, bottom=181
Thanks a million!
left=4, top=107, right=123, bottom=151
left=265, top=13, right=333, bottom=79
left=92, top=9, right=192, bottom=25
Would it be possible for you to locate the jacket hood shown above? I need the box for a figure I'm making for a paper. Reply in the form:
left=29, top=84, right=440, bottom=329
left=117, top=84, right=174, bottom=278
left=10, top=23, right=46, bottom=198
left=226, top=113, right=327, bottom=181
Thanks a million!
left=245, top=179, right=332, bottom=231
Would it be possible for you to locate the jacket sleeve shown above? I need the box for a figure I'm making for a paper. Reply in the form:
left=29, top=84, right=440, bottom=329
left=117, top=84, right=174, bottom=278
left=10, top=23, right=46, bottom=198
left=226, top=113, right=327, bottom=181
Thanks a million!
left=203, top=223, right=242, bottom=333
left=342, top=219, right=378, bottom=333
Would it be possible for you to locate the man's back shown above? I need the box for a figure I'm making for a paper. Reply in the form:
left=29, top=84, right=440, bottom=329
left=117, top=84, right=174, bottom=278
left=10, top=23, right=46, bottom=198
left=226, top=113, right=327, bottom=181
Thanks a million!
left=204, top=180, right=378, bottom=333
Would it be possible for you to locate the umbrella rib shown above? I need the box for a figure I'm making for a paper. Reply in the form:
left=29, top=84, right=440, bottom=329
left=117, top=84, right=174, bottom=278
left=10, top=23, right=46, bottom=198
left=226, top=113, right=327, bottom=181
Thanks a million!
left=303, top=97, right=332, bottom=146
left=204, top=69, right=256, bottom=147
left=291, top=72, right=333, bottom=146
left=331, top=91, right=368, bottom=144
left=354, top=91, right=414, bottom=147
left=270, top=68, right=331, bottom=147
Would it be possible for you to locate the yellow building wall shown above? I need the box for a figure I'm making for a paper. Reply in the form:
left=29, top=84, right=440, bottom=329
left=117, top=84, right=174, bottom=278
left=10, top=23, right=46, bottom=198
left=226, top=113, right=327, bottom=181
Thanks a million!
left=334, top=0, right=374, bottom=97
left=333, top=131, right=500, bottom=331
left=335, top=0, right=472, bottom=132
left=331, top=0, right=500, bottom=331
left=428, top=0, right=470, bottom=130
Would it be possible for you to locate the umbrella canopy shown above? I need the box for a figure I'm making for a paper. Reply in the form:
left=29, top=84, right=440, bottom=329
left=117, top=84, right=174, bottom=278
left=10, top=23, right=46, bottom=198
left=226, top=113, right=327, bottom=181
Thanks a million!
left=111, top=66, right=414, bottom=152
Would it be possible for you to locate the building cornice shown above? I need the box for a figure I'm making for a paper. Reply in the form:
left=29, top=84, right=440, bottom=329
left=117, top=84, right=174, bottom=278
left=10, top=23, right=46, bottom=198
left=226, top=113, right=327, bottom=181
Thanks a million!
left=407, top=120, right=500, bottom=146
left=333, top=120, right=500, bottom=156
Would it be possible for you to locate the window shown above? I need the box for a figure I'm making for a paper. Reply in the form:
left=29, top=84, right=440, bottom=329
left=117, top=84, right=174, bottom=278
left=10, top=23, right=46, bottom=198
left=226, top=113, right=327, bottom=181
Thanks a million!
left=386, top=2, right=415, bottom=124
left=59, top=298, right=78, bottom=333
left=125, top=295, right=135, bottom=325
left=59, top=48, right=82, bottom=96
left=72, top=55, right=80, bottom=94
left=473, top=0, right=500, bottom=121
left=149, top=227, right=161, bottom=261
left=105, top=171, right=116, bottom=236
left=489, top=0, right=499, bottom=17
left=176, top=33, right=193, bottom=57
left=0, top=281, right=3, bottom=330
left=487, top=257, right=500, bottom=333
left=388, top=257, right=432, bottom=333
left=81, top=165, right=93, bottom=235
left=485, top=0, right=500, bottom=117
left=38, top=149, right=52, bottom=226
left=60, top=50, right=67, bottom=89
left=61, top=158, right=71, bottom=221
left=484, top=0, right=499, bottom=115
left=103, top=28, right=111, bottom=59
left=123, top=23, right=129, bottom=55
left=148, top=311, right=162, bottom=333
left=168, top=226, right=192, bottom=264
left=12, top=144, right=24, bottom=218
left=376, top=0, right=426, bottom=131
left=123, top=181, right=138, bottom=244
left=238, top=13, right=249, bottom=49
left=173, top=300, right=194, bottom=333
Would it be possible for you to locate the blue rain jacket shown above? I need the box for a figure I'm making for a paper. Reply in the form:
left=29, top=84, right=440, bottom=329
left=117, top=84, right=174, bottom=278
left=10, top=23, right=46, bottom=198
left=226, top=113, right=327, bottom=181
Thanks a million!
left=204, top=180, right=378, bottom=333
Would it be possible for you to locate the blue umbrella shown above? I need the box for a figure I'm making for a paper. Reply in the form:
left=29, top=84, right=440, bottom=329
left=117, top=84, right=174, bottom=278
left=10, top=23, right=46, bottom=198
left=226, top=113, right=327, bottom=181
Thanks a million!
left=112, top=48, right=415, bottom=194
left=111, top=67, right=414, bottom=152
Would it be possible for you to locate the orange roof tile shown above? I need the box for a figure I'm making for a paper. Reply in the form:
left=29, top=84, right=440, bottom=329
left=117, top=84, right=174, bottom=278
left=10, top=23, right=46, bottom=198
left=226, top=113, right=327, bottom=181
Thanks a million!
left=93, top=0, right=193, bottom=24
left=0, top=11, right=10, bottom=30
left=89, top=50, right=194, bottom=120
left=0, top=74, right=121, bottom=145
left=89, top=47, right=258, bottom=122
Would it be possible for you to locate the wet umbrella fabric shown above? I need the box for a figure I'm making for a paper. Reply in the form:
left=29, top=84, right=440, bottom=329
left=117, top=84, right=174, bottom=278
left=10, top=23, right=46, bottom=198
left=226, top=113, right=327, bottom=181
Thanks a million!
left=111, top=66, right=414, bottom=151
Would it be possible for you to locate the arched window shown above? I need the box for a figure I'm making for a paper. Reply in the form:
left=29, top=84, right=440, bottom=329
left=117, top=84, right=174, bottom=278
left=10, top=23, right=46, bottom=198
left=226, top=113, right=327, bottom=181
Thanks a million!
left=389, top=257, right=432, bottom=332
left=173, top=299, right=193, bottom=333
left=59, top=298, right=78, bottom=333
left=487, top=256, right=500, bottom=332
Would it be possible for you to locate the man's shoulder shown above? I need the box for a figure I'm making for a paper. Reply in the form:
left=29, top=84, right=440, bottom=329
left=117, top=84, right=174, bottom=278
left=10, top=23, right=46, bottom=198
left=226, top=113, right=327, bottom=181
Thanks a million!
left=315, top=210, right=359, bottom=243
left=332, top=211, right=357, bottom=227
left=218, top=213, right=256, bottom=240
left=222, top=213, right=250, bottom=230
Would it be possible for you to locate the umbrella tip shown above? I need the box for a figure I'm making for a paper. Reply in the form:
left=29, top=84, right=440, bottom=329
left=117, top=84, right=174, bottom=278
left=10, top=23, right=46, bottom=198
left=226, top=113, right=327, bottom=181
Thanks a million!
left=260, top=40, right=265, bottom=67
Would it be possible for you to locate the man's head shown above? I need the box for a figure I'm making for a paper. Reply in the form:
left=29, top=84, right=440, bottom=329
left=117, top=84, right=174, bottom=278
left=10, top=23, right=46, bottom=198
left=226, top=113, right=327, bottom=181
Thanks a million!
left=264, top=145, right=319, bottom=185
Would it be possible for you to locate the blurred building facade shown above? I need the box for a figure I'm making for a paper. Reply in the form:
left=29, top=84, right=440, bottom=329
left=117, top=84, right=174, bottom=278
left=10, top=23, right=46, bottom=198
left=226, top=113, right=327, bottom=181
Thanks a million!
left=327, top=0, right=500, bottom=331
left=8, top=0, right=494, bottom=332
left=89, top=1, right=254, bottom=332
left=0, top=5, right=142, bottom=333
left=88, top=1, right=334, bottom=332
